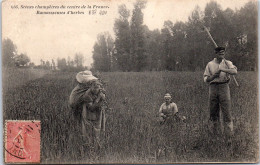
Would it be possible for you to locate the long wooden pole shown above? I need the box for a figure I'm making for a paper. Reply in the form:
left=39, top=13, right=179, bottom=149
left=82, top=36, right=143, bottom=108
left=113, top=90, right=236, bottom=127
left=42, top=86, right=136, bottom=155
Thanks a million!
left=203, top=26, right=239, bottom=87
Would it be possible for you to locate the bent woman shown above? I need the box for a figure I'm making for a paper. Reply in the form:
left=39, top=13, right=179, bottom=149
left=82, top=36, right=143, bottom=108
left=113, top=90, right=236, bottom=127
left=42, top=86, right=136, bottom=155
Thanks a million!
left=81, top=81, right=106, bottom=149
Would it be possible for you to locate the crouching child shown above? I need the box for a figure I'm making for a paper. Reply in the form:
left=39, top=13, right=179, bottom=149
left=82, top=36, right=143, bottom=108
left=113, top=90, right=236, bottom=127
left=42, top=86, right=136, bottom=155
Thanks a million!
left=159, top=93, right=186, bottom=124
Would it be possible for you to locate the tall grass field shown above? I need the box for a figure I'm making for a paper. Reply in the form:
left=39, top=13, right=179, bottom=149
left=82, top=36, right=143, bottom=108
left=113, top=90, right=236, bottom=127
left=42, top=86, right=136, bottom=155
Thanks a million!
left=3, top=69, right=258, bottom=163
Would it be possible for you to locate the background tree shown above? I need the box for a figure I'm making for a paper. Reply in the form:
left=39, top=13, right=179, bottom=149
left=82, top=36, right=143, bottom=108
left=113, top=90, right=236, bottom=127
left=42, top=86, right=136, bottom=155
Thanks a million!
left=185, top=5, right=207, bottom=71
left=130, top=0, right=147, bottom=71
left=51, top=59, right=56, bottom=70
left=2, top=38, right=17, bottom=67
left=67, top=56, right=74, bottom=67
left=28, top=62, right=35, bottom=68
left=45, top=60, right=51, bottom=69
left=14, top=53, right=30, bottom=67
left=57, top=58, right=67, bottom=70
left=40, top=59, right=44, bottom=66
left=143, top=27, right=162, bottom=71
left=160, top=20, right=174, bottom=70
left=92, top=32, right=114, bottom=72
left=74, top=53, right=84, bottom=68
left=114, top=4, right=131, bottom=71
left=232, top=1, right=257, bottom=71
left=171, top=21, right=188, bottom=71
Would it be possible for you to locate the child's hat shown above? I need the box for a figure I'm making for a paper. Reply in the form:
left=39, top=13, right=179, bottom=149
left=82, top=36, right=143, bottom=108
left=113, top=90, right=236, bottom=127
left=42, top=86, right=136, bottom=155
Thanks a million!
left=164, top=93, right=172, bottom=98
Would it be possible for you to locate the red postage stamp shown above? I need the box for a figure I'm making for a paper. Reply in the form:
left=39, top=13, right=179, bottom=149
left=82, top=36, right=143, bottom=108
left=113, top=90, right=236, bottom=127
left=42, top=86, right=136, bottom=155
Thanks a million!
left=4, top=120, right=41, bottom=163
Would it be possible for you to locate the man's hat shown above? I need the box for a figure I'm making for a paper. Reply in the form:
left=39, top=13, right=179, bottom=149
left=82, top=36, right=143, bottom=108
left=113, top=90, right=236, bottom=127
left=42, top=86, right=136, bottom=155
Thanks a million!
left=215, top=46, right=225, bottom=53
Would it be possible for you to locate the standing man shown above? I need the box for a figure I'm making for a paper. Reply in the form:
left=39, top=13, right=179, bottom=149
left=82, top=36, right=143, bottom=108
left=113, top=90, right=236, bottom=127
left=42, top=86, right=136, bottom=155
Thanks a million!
left=203, top=47, right=237, bottom=135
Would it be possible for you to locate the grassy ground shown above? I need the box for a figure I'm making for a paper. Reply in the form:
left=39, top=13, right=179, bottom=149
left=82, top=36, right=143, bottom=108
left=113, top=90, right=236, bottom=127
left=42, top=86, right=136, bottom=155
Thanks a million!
left=2, top=67, right=51, bottom=92
left=3, top=70, right=259, bottom=163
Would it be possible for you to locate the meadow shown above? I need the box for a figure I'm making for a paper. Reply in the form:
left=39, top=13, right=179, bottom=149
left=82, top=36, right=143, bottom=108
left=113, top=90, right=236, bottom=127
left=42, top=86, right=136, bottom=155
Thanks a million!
left=2, top=67, right=51, bottom=92
left=3, top=70, right=259, bottom=163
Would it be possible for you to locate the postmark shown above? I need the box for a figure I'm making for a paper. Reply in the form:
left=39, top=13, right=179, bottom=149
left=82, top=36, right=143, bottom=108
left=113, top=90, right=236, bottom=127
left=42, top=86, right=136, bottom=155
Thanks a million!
left=4, top=120, right=41, bottom=163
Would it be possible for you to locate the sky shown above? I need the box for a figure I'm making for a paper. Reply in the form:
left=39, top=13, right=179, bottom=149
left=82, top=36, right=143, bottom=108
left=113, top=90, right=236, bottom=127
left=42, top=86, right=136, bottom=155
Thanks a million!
left=2, top=0, right=255, bottom=66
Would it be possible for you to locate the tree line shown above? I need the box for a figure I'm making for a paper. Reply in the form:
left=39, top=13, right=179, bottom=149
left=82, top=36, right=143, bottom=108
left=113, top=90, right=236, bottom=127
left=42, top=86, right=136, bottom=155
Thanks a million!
left=2, top=38, right=31, bottom=67
left=92, top=1, right=257, bottom=72
left=54, top=53, right=88, bottom=71
left=2, top=38, right=88, bottom=71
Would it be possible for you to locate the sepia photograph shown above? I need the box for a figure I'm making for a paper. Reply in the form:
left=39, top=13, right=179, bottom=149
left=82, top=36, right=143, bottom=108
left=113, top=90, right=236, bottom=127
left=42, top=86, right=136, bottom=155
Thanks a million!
left=2, top=0, right=258, bottom=163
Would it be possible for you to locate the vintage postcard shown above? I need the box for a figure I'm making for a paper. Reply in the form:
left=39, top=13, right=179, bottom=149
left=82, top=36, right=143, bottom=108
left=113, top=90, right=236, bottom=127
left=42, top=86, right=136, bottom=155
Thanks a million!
left=2, top=0, right=258, bottom=163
